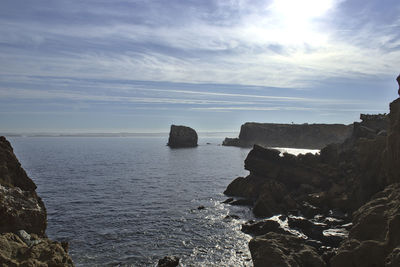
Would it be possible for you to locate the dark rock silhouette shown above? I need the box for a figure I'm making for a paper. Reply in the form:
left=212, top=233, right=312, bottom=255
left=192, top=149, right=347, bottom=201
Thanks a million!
left=0, top=136, right=36, bottom=191
left=331, top=183, right=400, bottom=267
left=223, top=122, right=352, bottom=149
left=249, top=232, right=326, bottom=267
left=397, top=74, right=400, bottom=95
left=167, top=125, right=198, bottom=148
left=157, top=256, right=180, bottom=267
left=241, top=219, right=285, bottom=236
left=224, top=75, right=400, bottom=267
left=0, top=136, right=74, bottom=266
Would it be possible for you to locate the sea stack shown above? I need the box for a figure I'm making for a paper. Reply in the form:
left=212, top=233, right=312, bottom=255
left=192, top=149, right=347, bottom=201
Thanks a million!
left=167, top=125, right=198, bottom=148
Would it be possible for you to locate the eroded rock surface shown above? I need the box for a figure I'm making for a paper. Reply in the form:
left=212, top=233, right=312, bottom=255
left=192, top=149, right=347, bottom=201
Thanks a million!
left=249, top=232, right=326, bottom=267
left=224, top=78, right=400, bottom=267
left=0, top=185, right=46, bottom=236
left=0, top=136, right=74, bottom=266
left=0, top=136, right=36, bottom=191
left=331, top=183, right=400, bottom=267
left=0, top=232, right=73, bottom=266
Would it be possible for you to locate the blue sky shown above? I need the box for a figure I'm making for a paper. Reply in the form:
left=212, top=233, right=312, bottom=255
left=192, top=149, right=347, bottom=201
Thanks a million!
left=0, top=0, right=399, bottom=133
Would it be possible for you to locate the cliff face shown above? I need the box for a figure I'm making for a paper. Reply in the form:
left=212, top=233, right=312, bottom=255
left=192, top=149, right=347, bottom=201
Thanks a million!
left=224, top=96, right=399, bottom=266
left=385, top=98, right=400, bottom=183
left=223, top=122, right=353, bottom=149
left=0, top=136, right=74, bottom=266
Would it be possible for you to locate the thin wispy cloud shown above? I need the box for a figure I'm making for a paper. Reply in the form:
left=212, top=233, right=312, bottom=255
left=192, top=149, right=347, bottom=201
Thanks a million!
left=0, top=0, right=398, bottom=132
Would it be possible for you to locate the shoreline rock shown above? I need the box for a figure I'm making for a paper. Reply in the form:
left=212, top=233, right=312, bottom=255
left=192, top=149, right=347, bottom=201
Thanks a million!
left=0, top=136, right=74, bottom=266
left=167, top=125, right=198, bottom=148
left=223, top=80, right=399, bottom=266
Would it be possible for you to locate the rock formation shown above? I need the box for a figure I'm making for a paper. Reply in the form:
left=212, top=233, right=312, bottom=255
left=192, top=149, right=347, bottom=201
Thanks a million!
left=224, top=76, right=400, bottom=267
left=0, top=136, right=74, bottom=266
left=223, top=122, right=352, bottom=149
left=167, top=125, right=198, bottom=148
left=330, top=183, right=400, bottom=267
left=157, top=256, right=180, bottom=267
left=397, top=74, right=400, bottom=95
left=249, top=232, right=326, bottom=267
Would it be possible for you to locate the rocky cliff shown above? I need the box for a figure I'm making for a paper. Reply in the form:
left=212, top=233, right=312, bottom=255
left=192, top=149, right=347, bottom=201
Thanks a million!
left=223, top=122, right=353, bottom=149
left=0, top=136, right=74, bottom=266
left=224, top=91, right=399, bottom=266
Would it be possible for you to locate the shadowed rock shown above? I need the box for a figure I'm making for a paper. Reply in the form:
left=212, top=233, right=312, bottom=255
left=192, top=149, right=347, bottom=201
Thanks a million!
left=397, top=74, right=400, bottom=95
left=157, top=256, right=179, bottom=267
left=249, top=232, right=326, bottom=267
left=224, top=75, right=400, bottom=267
left=331, top=183, right=400, bottom=267
left=167, top=125, right=198, bottom=148
left=0, top=136, right=36, bottom=191
left=0, top=136, right=74, bottom=266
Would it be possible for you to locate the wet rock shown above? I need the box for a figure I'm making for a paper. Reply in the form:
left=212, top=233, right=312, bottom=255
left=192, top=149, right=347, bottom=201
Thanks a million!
left=157, top=256, right=180, bottom=267
left=249, top=232, right=326, bottom=267
left=222, top=197, right=234, bottom=204
left=229, top=198, right=254, bottom=206
left=288, top=217, right=325, bottom=240
left=242, top=219, right=284, bottom=236
left=224, top=214, right=240, bottom=220
left=322, top=228, right=348, bottom=248
left=197, top=205, right=205, bottom=210
left=167, top=125, right=198, bottom=148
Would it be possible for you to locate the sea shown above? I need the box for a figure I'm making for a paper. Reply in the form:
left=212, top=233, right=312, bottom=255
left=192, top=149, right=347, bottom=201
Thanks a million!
left=7, top=134, right=318, bottom=267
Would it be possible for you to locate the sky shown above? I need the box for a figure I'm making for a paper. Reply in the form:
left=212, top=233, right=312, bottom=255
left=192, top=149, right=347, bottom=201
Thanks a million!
left=0, top=0, right=399, bottom=133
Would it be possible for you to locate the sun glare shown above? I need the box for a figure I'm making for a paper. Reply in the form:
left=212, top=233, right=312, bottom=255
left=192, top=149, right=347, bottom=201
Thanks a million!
left=259, top=0, right=337, bottom=45
left=272, top=0, right=336, bottom=21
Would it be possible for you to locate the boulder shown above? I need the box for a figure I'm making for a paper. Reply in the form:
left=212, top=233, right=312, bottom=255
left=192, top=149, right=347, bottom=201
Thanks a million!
left=157, top=256, right=180, bottom=267
left=241, top=219, right=284, bottom=236
left=167, top=125, right=198, bottom=148
left=330, top=183, right=400, bottom=267
left=249, top=232, right=326, bottom=267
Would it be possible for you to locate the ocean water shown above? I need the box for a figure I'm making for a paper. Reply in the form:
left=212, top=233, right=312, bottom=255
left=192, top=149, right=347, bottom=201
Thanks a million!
left=9, top=136, right=254, bottom=266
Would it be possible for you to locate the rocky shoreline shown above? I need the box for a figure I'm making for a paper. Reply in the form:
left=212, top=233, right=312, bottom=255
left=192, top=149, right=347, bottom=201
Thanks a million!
left=0, top=136, right=74, bottom=266
left=223, top=97, right=399, bottom=266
